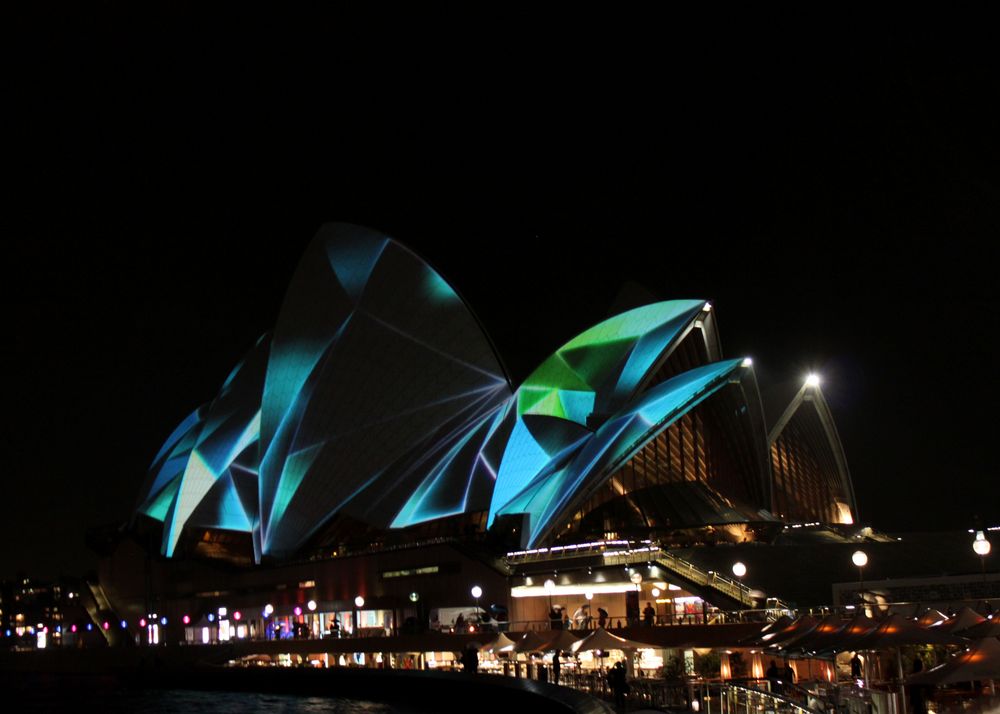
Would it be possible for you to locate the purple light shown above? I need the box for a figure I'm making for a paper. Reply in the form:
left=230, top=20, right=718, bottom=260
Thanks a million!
left=294, top=606, right=303, bottom=617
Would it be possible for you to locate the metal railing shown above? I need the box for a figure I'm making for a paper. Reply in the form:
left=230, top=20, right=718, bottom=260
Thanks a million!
left=506, top=539, right=760, bottom=608
left=715, top=682, right=824, bottom=714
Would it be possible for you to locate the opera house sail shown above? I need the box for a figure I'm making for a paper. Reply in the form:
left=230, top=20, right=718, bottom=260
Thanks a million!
left=132, top=222, right=857, bottom=566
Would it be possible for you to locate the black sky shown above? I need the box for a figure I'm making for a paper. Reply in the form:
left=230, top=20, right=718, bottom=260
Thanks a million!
left=5, top=12, right=998, bottom=578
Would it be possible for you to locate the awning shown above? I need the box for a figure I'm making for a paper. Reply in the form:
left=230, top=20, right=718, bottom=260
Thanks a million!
left=513, top=631, right=550, bottom=653
left=572, top=627, right=656, bottom=652
left=916, top=609, right=948, bottom=627
left=937, top=606, right=987, bottom=634
left=853, top=614, right=966, bottom=649
left=906, top=638, right=1000, bottom=685
left=480, top=632, right=517, bottom=653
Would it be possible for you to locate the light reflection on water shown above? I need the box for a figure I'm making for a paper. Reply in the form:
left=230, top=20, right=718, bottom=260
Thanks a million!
left=5, top=676, right=416, bottom=713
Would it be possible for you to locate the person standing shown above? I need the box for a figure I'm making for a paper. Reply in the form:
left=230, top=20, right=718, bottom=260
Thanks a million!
left=766, top=659, right=781, bottom=693
left=782, top=660, right=795, bottom=691
left=607, top=660, right=629, bottom=708
left=552, top=650, right=561, bottom=685
left=461, top=645, right=479, bottom=673
left=850, top=652, right=862, bottom=681
left=597, top=607, right=608, bottom=629
left=910, top=656, right=927, bottom=714
left=643, top=601, right=656, bottom=626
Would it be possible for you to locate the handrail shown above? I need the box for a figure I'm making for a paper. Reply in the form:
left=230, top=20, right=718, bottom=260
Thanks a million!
left=505, top=539, right=760, bottom=608
left=719, top=681, right=825, bottom=714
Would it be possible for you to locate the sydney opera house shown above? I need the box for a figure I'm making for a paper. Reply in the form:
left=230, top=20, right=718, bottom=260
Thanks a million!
left=94, top=223, right=864, bottom=643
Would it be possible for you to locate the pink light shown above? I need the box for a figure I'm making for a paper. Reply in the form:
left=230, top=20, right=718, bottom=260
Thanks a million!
left=103, top=621, right=109, bottom=630
left=294, top=606, right=303, bottom=617
left=71, top=625, right=77, bottom=633
left=233, top=611, right=242, bottom=621
left=139, top=618, right=147, bottom=628
left=182, top=615, right=191, bottom=625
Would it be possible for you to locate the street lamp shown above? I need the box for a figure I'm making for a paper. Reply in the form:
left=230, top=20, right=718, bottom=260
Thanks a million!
left=353, top=596, right=364, bottom=637
left=471, top=585, right=482, bottom=618
left=732, top=562, right=748, bottom=615
left=973, top=531, right=991, bottom=585
left=852, top=550, right=868, bottom=606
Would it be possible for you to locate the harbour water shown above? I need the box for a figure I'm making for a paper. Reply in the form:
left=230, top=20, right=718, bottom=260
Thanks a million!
left=4, top=675, right=417, bottom=713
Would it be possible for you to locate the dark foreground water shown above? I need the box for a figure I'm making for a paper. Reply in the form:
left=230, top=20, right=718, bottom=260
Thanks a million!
left=3, top=675, right=419, bottom=713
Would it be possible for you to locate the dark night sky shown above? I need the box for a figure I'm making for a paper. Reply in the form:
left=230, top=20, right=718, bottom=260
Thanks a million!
left=5, top=12, right=998, bottom=578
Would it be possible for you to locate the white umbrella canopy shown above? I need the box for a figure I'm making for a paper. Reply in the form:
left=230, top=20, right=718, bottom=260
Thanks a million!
left=916, top=609, right=949, bottom=627
left=764, top=615, right=819, bottom=647
left=513, top=631, right=550, bottom=653
left=854, top=614, right=966, bottom=648
left=544, top=629, right=584, bottom=652
left=938, top=606, right=987, bottom=634
left=906, top=637, right=1000, bottom=686
left=572, top=627, right=656, bottom=653
left=955, top=619, right=1000, bottom=639
left=480, top=632, right=517, bottom=653
left=813, top=613, right=879, bottom=654
left=741, top=615, right=794, bottom=645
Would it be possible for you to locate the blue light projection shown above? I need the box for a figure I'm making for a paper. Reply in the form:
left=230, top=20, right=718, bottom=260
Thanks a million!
left=256, top=224, right=511, bottom=557
left=136, top=405, right=207, bottom=522
left=495, top=358, right=746, bottom=547
left=135, top=222, right=768, bottom=561
left=483, top=301, right=709, bottom=528
left=159, top=335, right=269, bottom=556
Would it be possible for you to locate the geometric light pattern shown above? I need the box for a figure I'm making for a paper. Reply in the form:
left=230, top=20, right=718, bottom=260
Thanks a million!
left=134, top=223, right=787, bottom=562
left=256, top=223, right=511, bottom=558
left=492, top=358, right=750, bottom=547
left=160, top=334, right=269, bottom=556
left=483, top=301, right=711, bottom=529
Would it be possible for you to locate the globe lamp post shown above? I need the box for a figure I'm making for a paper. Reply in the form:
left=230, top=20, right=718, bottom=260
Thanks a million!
left=732, top=562, right=748, bottom=615
left=471, top=585, right=483, bottom=621
left=852, top=550, right=868, bottom=606
left=973, top=531, right=991, bottom=585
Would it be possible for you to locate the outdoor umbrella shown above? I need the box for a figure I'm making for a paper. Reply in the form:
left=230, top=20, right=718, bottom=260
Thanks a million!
left=916, top=609, right=949, bottom=627
left=480, top=632, right=517, bottom=653
left=741, top=615, right=793, bottom=645
left=572, top=627, right=655, bottom=653
left=513, top=630, right=550, bottom=653
left=906, top=638, right=1000, bottom=686
left=545, top=628, right=584, bottom=652
left=763, top=615, right=818, bottom=647
left=955, top=619, right=1000, bottom=639
left=813, top=613, right=878, bottom=654
left=854, top=613, right=968, bottom=713
left=854, top=614, right=966, bottom=649
left=778, top=614, right=847, bottom=653
left=938, top=607, right=987, bottom=634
